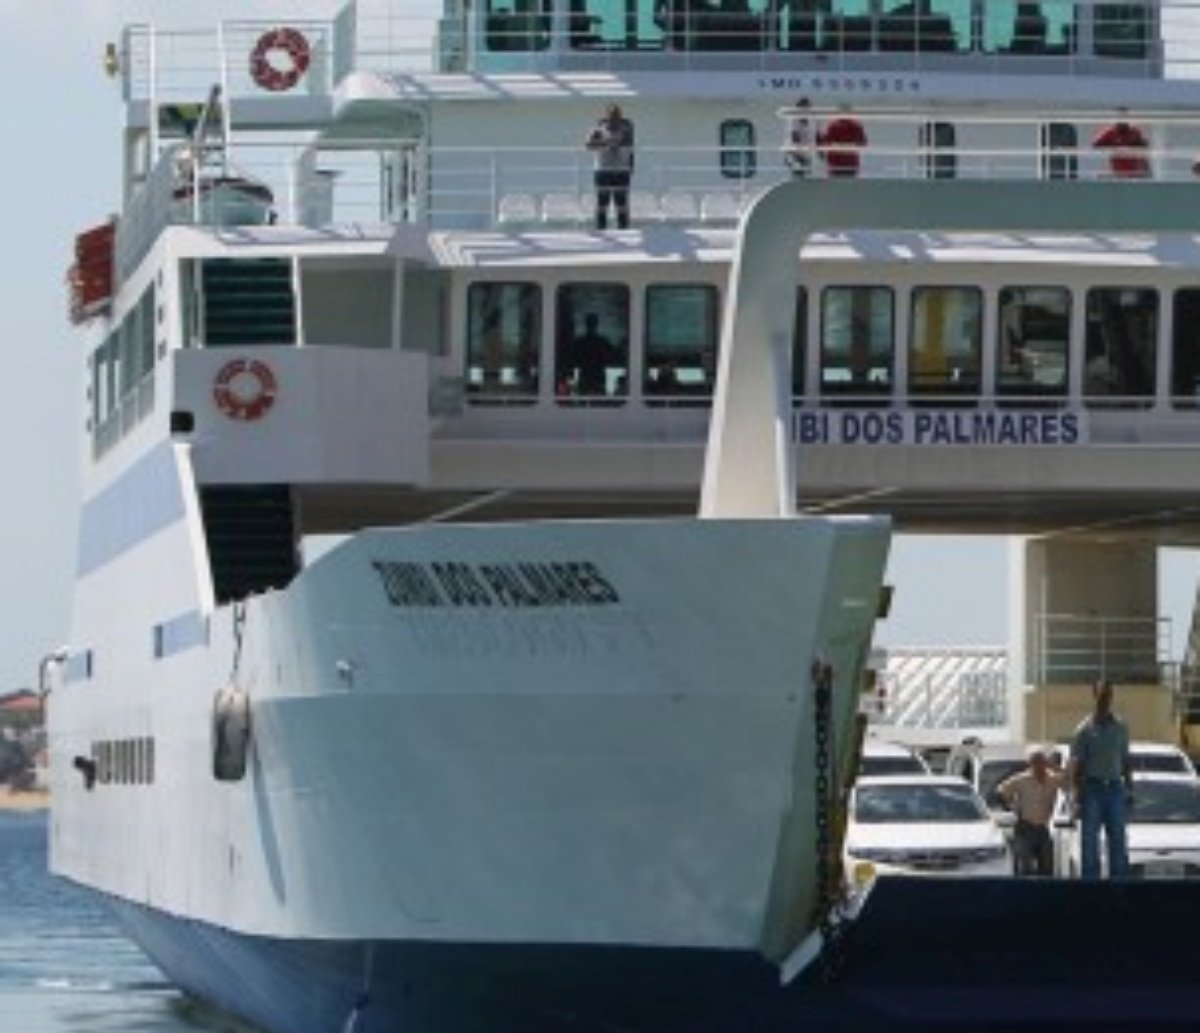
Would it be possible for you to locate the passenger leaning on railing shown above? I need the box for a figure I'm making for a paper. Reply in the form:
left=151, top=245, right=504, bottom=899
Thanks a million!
left=817, top=107, right=868, bottom=178
left=1093, top=118, right=1150, bottom=179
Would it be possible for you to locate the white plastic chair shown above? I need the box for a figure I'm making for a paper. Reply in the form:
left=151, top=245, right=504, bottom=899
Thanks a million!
left=629, top=190, right=661, bottom=224
left=497, top=193, right=538, bottom=227
left=660, top=191, right=698, bottom=223
left=700, top=191, right=740, bottom=224
left=541, top=193, right=587, bottom=225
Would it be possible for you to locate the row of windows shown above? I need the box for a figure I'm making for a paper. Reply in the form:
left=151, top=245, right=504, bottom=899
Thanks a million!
left=468, top=281, right=719, bottom=399
left=89, top=737, right=156, bottom=787
left=484, top=0, right=1143, bottom=58
left=89, top=284, right=158, bottom=427
left=464, top=280, right=1200, bottom=405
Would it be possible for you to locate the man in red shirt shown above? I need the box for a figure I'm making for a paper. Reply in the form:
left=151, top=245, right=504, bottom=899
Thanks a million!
left=1093, top=120, right=1150, bottom=179
left=817, top=111, right=868, bottom=178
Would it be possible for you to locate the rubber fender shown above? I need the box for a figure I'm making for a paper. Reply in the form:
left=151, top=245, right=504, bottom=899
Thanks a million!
left=212, top=684, right=252, bottom=782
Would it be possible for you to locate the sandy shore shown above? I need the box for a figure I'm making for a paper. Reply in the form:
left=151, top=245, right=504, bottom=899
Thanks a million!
left=0, top=787, right=49, bottom=811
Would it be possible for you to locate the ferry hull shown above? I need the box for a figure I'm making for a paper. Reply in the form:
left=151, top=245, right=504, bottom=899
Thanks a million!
left=110, top=896, right=805, bottom=1033
left=53, top=516, right=889, bottom=1032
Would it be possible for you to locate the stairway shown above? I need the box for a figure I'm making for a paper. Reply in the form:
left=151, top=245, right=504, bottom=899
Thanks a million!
left=201, top=258, right=295, bottom=346
left=200, top=485, right=298, bottom=604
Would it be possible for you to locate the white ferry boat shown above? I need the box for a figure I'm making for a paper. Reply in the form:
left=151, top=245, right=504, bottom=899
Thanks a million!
left=46, top=0, right=1200, bottom=1030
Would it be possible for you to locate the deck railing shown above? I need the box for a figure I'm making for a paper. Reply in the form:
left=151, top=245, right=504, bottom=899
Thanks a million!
left=112, top=115, right=1200, bottom=275
left=114, top=0, right=1200, bottom=92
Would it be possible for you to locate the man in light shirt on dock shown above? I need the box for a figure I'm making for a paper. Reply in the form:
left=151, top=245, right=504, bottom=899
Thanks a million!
left=1070, top=678, right=1132, bottom=879
left=997, top=748, right=1066, bottom=876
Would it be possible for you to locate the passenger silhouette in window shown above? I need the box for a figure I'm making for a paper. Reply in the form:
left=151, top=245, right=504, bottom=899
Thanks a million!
left=571, top=313, right=619, bottom=396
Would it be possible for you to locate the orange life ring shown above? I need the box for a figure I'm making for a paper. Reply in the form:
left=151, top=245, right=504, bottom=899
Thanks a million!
left=249, top=27, right=310, bottom=92
left=213, top=359, right=278, bottom=421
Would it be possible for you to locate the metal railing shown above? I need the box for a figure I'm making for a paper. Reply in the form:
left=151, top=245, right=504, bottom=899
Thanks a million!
left=112, top=123, right=1200, bottom=274
left=1034, top=612, right=1172, bottom=685
left=873, top=645, right=1008, bottom=729
left=114, top=1, right=1200, bottom=89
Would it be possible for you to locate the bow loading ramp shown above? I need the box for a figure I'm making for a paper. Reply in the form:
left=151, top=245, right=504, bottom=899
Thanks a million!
left=702, top=177, right=1200, bottom=1029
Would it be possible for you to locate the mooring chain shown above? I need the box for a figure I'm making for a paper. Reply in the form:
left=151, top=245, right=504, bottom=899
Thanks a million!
left=812, top=657, right=846, bottom=981
left=230, top=600, right=247, bottom=682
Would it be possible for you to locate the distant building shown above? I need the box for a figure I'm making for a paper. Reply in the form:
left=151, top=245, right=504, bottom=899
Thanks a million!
left=0, top=691, right=42, bottom=717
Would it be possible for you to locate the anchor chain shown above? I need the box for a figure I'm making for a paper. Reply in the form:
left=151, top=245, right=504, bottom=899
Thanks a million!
left=812, top=658, right=847, bottom=981
left=230, top=600, right=247, bottom=682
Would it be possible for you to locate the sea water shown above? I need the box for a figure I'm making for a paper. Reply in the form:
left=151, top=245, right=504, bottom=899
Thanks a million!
left=0, top=810, right=226, bottom=1033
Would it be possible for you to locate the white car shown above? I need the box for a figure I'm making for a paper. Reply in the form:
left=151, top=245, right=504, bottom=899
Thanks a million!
left=1052, top=740, right=1197, bottom=789
left=844, top=775, right=1012, bottom=880
left=1056, top=772, right=1200, bottom=878
left=858, top=738, right=931, bottom=778
left=1127, top=741, right=1197, bottom=778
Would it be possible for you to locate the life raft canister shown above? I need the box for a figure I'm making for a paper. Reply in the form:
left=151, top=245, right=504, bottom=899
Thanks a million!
left=212, top=685, right=252, bottom=782
left=213, top=358, right=278, bottom=421
left=249, top=27, right=311, bottom=93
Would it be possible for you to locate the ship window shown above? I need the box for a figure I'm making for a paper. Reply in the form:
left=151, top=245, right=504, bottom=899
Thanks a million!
left=1170, top=289, right=1200, bottom=408
left=793, top=287, right=807, bottom=398
left=997, top=287, right=1070, bottom=399
left=465, top=282, right=541, bottom=404
left=879, top=0, right=965, bottom=53
left=719, top=120, right=757, bottom=179
left=146, top=737, right=155, bottom=784
left=566, top=0, right=662, bottom=49
left=1094, top=2, right=1147, bottom=58
left=983, top=0, right=1076, bottom=54
left=556, top=283, right=629, bottom=404
left=919, top=121, right=957, bottom=179
left=909, top=287, right=982, bottom=401
left=820, top=286, right=894, bottom=401
left=1040, top=123, right=1078, bottom=180
left=485, top=0, right=551, bottom=51
left=644, top=284, right=719, bottom=402
left=1084, top=287, right=1157, bottom=407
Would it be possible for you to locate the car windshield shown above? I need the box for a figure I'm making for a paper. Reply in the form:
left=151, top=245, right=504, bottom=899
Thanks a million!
left=1130, top=753, right=1190, bottom=774
left=860, top=755, right=926, bottom=776
left=1128, top=781, right=1200, bottom=824
left=855, top=783, right=989, bottom=823
left=978, top=759, right=1028, bottom=808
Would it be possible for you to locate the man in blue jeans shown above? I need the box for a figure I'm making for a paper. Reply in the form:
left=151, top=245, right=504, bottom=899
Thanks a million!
left=1070, top=678, right=1132, bottom=878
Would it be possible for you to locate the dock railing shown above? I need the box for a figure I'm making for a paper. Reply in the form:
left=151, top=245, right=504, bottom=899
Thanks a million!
left=1034, top=611, right=1172, bottom=687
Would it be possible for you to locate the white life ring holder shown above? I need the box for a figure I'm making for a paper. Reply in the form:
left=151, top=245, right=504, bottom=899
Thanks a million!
left=213, top=358, right=278, bottom=421
left=249, top=27, right=311, bottom=93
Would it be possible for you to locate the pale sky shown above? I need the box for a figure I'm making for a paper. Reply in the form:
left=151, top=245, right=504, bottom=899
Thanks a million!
left=0, top=2, right=1196, bottom=690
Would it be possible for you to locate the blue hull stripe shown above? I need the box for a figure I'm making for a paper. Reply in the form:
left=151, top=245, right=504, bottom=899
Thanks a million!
left=78, top=443, right=186, bottom=576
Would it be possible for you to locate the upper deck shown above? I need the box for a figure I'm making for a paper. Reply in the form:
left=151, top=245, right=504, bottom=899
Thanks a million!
left=99, top=0, right=1200, bottom=277
left=118, top=0, right=1194, bottom=100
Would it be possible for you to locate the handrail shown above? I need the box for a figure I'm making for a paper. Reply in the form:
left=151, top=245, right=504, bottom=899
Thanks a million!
left=117, top=2, right=1200, bottom=86
left=1035, top=611, right=1172, bottom=685
left=110, top=126, right=1200, bottom=263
